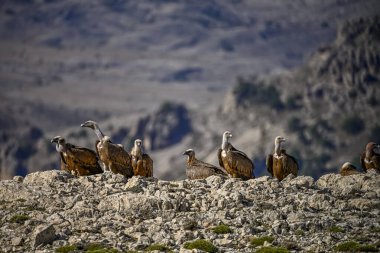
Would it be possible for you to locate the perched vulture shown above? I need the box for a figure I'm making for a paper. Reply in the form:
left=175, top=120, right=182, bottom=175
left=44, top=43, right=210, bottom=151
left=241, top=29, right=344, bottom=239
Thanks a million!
left=51, top=136, right=103, bottom=176
left=360, top=142, right=380, bottom=173
left=217, top=131, right=255, bottom=180
left=266, top=136, right=299, bottom=181
left=183, top=149, right=228, bottom=180
left=81, top=120, right=134, bottom=177
left=130, top=139, right=153, bottom=177
left=340, top=162, right=361, bottom=176
left=51, top=136, right=70, bottom=173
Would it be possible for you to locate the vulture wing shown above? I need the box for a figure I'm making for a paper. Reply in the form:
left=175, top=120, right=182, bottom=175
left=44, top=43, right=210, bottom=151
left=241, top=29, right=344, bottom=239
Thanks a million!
left=282, top=152, right=299, bottom=177
left=142, top=153, right=154, bottom=177
left=360, top=152, right=367, bottom=172
left=217, top=148, right=225, bottom=168
left=229, top=149, right=255, bottom=180
left=107, top=143, right=133, bottom=177
left=266, top=154, right=274, bottom=177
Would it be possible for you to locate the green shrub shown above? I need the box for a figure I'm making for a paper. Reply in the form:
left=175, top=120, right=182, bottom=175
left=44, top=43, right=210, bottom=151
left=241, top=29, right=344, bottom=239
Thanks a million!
left=334, top=241, right=378, bottom=252
left=358, top=244, right=378, bottom=252
left=184, top=239, right=218, bottom=253
left=84, top=243, right=118, bottom=253
left=341, top=116, right=365, bottom=135
left=256, top=247, right=290, bottom=253
left=55, top=245, right=77, bottom=253
left=10, top=214, right=29, bottom=224
left=295, top=230, right=305, bottom=236
left=212, top=224, right=232, bottom=234
left=329, top=226, right=345, bottom=233
left=250, top=236, right=275, bottom=247
left=145, top=244, right=171, bottom=252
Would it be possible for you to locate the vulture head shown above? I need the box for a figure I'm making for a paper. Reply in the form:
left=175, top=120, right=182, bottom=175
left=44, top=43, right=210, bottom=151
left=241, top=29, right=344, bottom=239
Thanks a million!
left=80, top=120, right=98, bottom=130
left=275, top=136, right=286, bottom=145
left=103, top=136, right=111, bottom=142
left=51, top=136, right=65, bottom=145
left=222, top=131, right=232, bottom=141
left=366, top=142, right=380, bottom=154
left=135, top=139, right=142, bottom=147
left=183, top=149, right=195, bottom=162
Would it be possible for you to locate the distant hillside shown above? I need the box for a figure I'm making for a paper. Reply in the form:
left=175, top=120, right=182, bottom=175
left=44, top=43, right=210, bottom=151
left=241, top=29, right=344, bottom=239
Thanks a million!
left=1, top=1, right=380, bottom=179
left=219, top=16, right=380, bottom=177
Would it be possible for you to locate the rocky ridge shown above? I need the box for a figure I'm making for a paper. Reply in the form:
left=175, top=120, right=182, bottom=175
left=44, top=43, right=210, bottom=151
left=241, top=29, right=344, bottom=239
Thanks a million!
left=0, top=170, right=379, bottom=252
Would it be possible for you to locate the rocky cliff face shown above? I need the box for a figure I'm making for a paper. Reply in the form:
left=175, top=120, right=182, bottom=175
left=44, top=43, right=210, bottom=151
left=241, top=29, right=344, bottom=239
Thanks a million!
left=218, top=16, right=380, bottom=177
left=1, top=170, right=379, bottom=252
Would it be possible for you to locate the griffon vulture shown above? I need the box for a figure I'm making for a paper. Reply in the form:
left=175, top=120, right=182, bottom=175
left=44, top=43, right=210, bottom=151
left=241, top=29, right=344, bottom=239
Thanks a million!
left=80, top=120, right=133, bottom=177
left=360, top=142, right=380, bottom=173
left=51, top=136, right=103, bottom=176
left=340, top=162, right=361, bottom=176
left=183, top=149, right=228, bottom=179
left=217, top=131, right=255, bottom=180
left=130, top=139, right=153, bottom=177
left=266, top=136, right=299, bottom=181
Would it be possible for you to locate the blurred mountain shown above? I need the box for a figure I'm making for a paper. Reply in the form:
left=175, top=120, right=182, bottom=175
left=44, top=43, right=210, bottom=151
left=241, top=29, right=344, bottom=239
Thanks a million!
left=217, top=16, right=380, bottom=178
left=0, top=0, right=379, bottom=179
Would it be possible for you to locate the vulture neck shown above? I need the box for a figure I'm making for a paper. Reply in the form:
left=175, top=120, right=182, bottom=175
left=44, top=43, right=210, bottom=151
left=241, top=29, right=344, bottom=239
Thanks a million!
left=274, top=142, right=282, bottom=156
left=221, top=137, right=229, bottom=150
left=366, top=148, right=373, bottom=159
left=93, top=125, right=105, bottom=141
left=57, top=143, right=67, bottom=153
left=187, top=154, right=195, bottom=165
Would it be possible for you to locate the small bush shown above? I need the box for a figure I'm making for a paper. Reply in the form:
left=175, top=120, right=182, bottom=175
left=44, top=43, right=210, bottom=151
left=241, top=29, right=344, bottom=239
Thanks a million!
left=184, top=239, right=218, bottom=253
left=55, top=245, right=77, bottom=253
left=329, top=226, right=345, bottom=233
left=10, top=214, right=29, bottom=224
left=334, top=241, right=378, bottom=252
left=250, top=236, right=275, bottom=247
left=145, top=244, right=171, bottom=252
left=370, top=227, right=380, bottom=233
left=256, top=247, right=290, bottom=253
left=212, top=224, right=232, bottom=234
left=341, top=116, right=365, bottom=135
left=84, top=243, right=118, bottom=253
left=358, top=245, right=378, bottom=252
left=295, top=230, right=305, bottom=236
left=16, top=198, right=26, bottom=202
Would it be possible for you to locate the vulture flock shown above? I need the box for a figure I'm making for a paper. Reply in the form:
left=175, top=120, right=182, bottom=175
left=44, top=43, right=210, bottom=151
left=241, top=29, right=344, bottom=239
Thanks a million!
left=51, top=121, right=380, bottom=180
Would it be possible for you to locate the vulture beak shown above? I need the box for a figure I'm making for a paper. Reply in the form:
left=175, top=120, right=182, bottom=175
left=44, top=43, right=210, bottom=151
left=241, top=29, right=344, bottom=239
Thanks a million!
left=182, top=151, right=188, bottom=156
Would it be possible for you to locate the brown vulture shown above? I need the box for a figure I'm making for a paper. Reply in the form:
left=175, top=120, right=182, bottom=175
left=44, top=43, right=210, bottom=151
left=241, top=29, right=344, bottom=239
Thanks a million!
left=80, top=120, right=134, bottom=177
left=183, top=149, right=228, bottom=180
left=51, top=136, right=103, bottom=176
left=130, top=139, right=153, bottom=177
left=360, top=142, right=380, bottom=173
left=266, top=136, right=299, bottom=181
left=217, top=131, right=255, bottom=180
left=340, top=162, right=361, bottom=176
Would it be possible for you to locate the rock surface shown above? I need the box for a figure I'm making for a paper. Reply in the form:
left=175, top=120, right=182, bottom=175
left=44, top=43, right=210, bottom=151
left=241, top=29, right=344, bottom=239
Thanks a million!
left=0, top=170, right=379, bottom=252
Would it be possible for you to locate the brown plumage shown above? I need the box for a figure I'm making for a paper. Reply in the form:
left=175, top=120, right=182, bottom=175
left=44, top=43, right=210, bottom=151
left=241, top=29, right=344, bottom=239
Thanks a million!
left=360, top=142, right=380, bottom=173
left=131, top=139, right=153, bottom=177
left=340, top=162, right=361, bottom=176
left=51, top=136, right=103, bottom=176
left=266, top=136, right=298, bottom=181
left=183, top=149, right=228, bottom=180
left=217, top=131, right=255, bottom=180
left=81, top=120, right=133, bottom=177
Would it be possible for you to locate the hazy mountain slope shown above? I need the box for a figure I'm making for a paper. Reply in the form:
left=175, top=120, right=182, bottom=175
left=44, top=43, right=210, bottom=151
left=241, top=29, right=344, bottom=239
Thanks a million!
left=216, top=16, right=380, bottom=178
left=0, top=0, right=379, bottom=179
